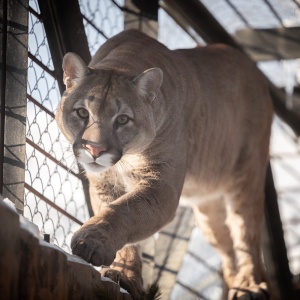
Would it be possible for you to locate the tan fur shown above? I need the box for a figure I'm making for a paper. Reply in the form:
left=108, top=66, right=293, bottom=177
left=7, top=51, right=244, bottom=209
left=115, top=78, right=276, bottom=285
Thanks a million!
left=56, top=29, right=273, bottom=299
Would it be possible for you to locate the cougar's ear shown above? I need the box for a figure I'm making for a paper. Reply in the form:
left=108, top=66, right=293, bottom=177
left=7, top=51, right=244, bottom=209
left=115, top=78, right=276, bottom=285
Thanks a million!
left=62, top=52, right=90, bottom=89
left=133, top=68, right=163, bottom=101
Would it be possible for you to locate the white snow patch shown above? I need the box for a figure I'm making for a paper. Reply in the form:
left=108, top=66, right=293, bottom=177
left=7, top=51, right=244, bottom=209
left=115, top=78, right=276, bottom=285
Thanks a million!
left=2, top=198, right=18, bottom=213
left=20, top=215, right=41, bottom=239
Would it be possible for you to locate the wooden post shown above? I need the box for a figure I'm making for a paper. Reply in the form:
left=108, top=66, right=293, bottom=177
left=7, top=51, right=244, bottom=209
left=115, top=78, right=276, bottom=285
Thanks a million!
left=37, top=0, right=91, bottom=92
left=0, top=0, right=29, bottom=214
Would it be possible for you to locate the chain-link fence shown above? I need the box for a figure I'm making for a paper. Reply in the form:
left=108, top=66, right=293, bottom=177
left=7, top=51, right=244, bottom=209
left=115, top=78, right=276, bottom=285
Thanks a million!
left=80, top=0, right=125, bottom=55
left=25, top=0, right=88, bottom=252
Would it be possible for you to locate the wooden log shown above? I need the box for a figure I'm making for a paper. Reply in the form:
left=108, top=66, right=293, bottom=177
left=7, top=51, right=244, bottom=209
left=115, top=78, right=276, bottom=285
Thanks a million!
left=36, top=241, right=68, bottom=300
left=67, top=255, right=131, bottom=300
left=18, top=228, right=40, bottom=300
left=0, top=200, right=20, bottom=300
left=0, top=200, right=132, bottom=300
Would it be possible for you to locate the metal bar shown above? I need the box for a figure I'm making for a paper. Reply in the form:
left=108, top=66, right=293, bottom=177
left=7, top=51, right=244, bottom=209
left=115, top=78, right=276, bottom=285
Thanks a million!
left=225, top=0, right=250, bottom=27
left=81, top=15, right=108, bottom=40
left=263, top=0, right=284, bottom=26
left=28, top=6, right=41, bottom=20
left=160, top=0, right=300, bottom=136
left=28, top=52, right=56, bottom=79
left=27, top=94, right=55, bottom=119
left=25, top=183, right=83, bottom=225
left=26, top=138, right=79, bottom=178
left=1, top=0, right=29, bottom=214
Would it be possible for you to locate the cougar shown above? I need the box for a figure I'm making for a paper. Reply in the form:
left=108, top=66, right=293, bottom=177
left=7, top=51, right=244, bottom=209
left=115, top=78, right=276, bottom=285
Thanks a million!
left=56, top=29, right=273, bottom=299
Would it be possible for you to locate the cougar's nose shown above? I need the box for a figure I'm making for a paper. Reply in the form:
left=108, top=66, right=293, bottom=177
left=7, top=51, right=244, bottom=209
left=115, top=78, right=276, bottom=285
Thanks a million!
left=84, top=144, right=107, bottom=158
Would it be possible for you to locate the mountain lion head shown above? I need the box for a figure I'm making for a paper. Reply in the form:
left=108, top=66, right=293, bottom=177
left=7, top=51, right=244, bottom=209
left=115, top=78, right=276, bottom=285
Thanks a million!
left=56, top=53, right=163, bottom=174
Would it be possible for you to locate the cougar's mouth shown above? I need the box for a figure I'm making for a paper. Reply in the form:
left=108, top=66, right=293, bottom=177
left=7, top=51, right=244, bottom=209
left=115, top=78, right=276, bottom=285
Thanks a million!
left=74, top=146, right=123, bottom=173
left=83, top=161, right=108, bottom=173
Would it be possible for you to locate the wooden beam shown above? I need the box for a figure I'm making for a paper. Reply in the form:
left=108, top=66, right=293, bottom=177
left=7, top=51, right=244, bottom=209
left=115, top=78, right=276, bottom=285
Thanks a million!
left=124, top=0, right=158, bottom=39
left=0, top=0, right=29, bottom=213
left=37, top=0, right=91, bottom=94
left=235, top=27, right=300, bottom=61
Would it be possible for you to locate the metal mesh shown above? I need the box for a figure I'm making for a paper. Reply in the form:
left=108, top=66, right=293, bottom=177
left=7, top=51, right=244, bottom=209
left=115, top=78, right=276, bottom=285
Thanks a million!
left=79, top=0, right=125, bottom=55
left=25, top=0, right=88, bottom=252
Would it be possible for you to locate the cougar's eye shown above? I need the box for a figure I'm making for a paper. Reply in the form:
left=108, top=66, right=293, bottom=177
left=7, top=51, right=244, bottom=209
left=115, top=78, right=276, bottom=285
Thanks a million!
left=116, top=115, right=130, bottom=125
left=76, top=108, right=89, bottom=119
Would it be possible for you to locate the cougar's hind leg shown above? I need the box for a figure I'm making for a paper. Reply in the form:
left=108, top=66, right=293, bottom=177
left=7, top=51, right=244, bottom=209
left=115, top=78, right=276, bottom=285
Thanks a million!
left=225, top=179, right=268, bottom=300
left=193, top=196, right=236, bottom=293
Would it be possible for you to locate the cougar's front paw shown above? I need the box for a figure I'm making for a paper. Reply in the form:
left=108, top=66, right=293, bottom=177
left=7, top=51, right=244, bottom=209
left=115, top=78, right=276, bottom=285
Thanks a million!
left=228, top=282, right=269, bottom=300
left=71, top=225, right=116, bottom=266
left=100, top=267, right=145, bottom=300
